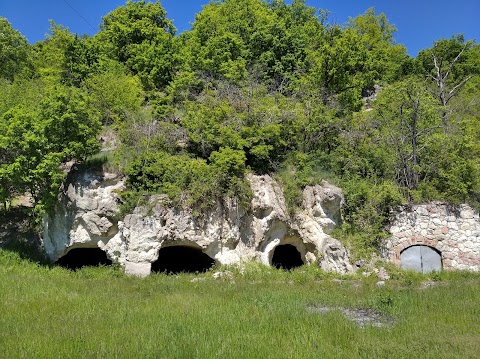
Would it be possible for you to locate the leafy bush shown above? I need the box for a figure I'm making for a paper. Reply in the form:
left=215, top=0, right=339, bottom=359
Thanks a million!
left=335, top=178, right=404, bottom=254
left=123, top=150, right=251, bottom=214
left=275, top=151, right=338, bottom=214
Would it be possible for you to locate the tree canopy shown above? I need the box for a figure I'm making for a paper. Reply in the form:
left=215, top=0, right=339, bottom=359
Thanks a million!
left=1, top=0, right=479, bottom=248
left=0, top=17, right=30, bottom=81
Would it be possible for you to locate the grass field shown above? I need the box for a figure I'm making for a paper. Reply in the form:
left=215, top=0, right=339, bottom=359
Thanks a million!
left=1, top=249, right=479, bottom=359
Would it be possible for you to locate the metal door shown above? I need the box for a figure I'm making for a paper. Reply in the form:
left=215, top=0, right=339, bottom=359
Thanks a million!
left=400, top=245, right=442, bottom=273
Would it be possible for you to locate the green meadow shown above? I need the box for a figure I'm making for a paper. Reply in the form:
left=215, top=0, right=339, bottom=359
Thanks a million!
left=1, top=249, right=479, bottom=359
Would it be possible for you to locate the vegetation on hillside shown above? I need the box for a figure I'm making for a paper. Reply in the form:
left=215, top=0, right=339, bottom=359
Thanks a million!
left=1, top=0, right=479, bottom=253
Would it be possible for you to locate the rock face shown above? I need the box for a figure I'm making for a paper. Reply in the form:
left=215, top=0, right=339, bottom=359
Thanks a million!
left=42, top=170, right=125, bottom=264
left=43, top=171, right=353, bottom=276
left=383, top=202, right=480, bottom=271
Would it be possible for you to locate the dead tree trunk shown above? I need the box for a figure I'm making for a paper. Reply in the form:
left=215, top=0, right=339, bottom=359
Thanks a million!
left=431, top=43, right=472, bottom=131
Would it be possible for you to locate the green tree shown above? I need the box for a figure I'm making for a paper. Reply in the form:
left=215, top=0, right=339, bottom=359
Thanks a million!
left=303, top=26, right=369, bottom=110
left=62, top=34, right=99, bottom=87
left=300, top=8, right=410, bottom=112
left=180, top=82, right=290, bottom=172
left=96, top=0, right=178, bottom=90
left=0, top=78, right=47, bottom=116
left=33, top=22, right=75, bottom=84
left=348, top=8, right=410, bottom=82
left=0, top=87, right=101, bottom=216
left=32, top=22, right=100, bottom=87
left=0, top=17, right=30, bottom=81
left=374, top=77, right=439, bottom=192
left=182, top=0, right=320, bottom=89
left=417, top=36, right=480, bottom=129
left=38, top=87, right=101, bottom=160
left=83, top=60, right=145, bottom=125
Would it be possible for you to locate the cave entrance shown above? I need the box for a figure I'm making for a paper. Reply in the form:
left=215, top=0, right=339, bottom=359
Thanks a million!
left=151, top=246, right=215, bottom=274
left=56, top=248, right=112, bottom=270
left=272, top=244, right=304, bottom=270
left=400, top=245, right=442, bottom=273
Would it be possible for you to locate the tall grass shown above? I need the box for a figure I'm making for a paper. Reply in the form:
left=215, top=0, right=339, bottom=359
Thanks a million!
left=0, top=249, right=479, bottom=358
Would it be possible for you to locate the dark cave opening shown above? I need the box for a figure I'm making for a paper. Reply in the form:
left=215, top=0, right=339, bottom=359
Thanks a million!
left=151, top=246, right=215, bottom=274
left=272, top=244, right=304, bottom=270
left=56, top=248, right=112, bottom=270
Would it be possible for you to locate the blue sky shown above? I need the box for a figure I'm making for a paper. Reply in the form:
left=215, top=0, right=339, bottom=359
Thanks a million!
left=0, top=0, right=478, bottom=57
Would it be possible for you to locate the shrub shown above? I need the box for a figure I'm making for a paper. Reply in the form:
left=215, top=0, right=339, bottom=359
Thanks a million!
left=275, top=151, right=338, bottom=214
left=122, top=150, right=251, bottom=214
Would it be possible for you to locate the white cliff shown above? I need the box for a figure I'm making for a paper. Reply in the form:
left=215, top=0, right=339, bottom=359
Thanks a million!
left=43, top=169, right=353, bottom=276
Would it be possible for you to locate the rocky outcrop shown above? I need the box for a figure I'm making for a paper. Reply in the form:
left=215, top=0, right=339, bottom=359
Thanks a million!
left=43, top=170, right=353, bottom=276
left=383, top=202, right=480, bottom=271
left=42, top=170, right=125, bottom=263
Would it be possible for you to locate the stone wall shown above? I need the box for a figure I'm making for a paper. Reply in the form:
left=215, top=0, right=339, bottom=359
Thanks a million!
left=383, top=202, right=480, bottom=271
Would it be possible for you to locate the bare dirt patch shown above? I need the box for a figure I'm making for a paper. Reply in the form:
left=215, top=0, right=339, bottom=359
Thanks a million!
left=306, top=304, right=395, bottom=328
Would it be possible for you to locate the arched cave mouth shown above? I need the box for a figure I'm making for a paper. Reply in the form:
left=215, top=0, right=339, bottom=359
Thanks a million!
left=151, top=246, right=215, bottom=274
left=272, top=244, right=304, bottom=270
left=56, top=248, right=112, bottom=270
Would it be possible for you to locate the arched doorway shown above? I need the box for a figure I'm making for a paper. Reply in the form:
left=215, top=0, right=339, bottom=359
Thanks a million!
left=400, top=245, right=442, bottom=273
left=151, top=246, right=215, bottom=274
left=271, top=244, right=304, bottom=270
left=56, top=248, right=112, bottom=270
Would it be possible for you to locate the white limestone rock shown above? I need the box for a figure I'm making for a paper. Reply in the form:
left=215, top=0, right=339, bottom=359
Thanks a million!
left=42, top=169, right=124, bottom=262
left=43, top=170, right=353, bottom=275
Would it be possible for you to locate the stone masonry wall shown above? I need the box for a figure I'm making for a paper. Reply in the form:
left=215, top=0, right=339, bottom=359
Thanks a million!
left=384, top=202, right=480, bottom=271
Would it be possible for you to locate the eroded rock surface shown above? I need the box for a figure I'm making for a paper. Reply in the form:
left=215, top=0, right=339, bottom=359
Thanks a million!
left=43, top=171, right=353, bottom=276
left=42, top=170, right=125, bottom=264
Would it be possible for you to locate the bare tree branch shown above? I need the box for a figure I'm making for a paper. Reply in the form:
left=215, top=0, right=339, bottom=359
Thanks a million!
left=445, top=75, right=473, bottom=104
left=443, top=43, right=469, bottom=82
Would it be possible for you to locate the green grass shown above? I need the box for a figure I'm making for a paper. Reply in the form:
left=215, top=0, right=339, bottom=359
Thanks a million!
left=0, top=250, right=479, bottom=358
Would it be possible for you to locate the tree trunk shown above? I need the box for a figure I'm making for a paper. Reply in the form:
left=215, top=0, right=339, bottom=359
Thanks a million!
left=432, top=43, right=471, bottom=132
left=410, top=98, right=420, bottom=190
